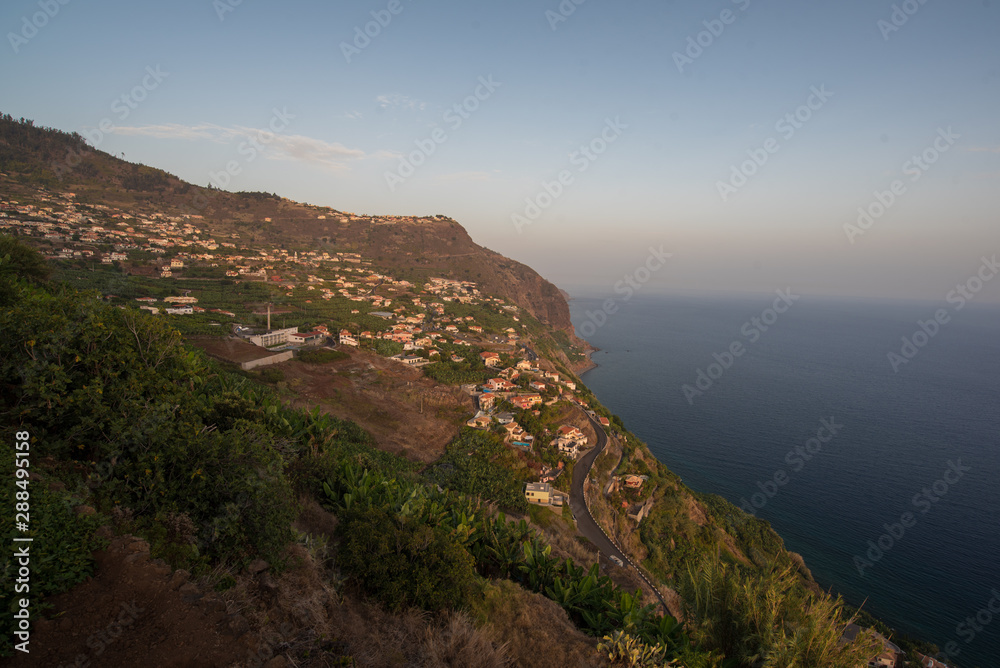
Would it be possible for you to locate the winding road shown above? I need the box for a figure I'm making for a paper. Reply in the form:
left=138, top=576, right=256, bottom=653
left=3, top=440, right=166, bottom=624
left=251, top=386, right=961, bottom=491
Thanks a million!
left=569, top=412, right=669, bottom=613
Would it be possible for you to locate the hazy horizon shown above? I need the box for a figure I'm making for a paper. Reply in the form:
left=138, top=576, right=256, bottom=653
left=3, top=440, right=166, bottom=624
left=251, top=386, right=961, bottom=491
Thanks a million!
left=3, top=0, right=998, bottom=304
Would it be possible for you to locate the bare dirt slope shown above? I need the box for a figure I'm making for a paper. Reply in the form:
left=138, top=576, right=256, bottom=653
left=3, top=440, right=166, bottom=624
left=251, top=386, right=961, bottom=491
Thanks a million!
left=280, top=348, right=474, bottom=463
left=4, top=535, right=251, bottom=668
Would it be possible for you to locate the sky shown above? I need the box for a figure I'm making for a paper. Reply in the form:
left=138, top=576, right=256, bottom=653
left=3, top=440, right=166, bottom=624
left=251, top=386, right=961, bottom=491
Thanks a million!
left=2, top=0, right=998, bottom=303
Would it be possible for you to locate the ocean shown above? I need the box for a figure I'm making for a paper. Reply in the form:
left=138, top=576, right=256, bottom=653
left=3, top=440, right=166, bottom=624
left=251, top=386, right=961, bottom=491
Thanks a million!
left=569, top=293, right=1000, bottom=667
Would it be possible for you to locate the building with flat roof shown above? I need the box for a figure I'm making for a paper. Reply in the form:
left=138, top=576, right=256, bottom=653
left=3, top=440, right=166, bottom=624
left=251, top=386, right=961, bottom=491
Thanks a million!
left=249, top=326, right=299, bottom=348
left=525, top=482, right=552, bottom=505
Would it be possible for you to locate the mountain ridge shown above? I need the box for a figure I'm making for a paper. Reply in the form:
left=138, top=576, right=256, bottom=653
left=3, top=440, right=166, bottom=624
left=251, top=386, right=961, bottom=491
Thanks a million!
left=0, top=113, right=574, bottom=334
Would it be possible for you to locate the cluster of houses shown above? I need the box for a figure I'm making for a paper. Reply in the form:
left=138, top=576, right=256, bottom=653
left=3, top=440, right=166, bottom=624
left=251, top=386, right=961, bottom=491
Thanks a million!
left=465, top=348, right=594, bottom=465
left=0, top=191, right=486, bottom=312
left=2, top=189, right=545, bottom=365
left=132, top=295, right=237, bottom=318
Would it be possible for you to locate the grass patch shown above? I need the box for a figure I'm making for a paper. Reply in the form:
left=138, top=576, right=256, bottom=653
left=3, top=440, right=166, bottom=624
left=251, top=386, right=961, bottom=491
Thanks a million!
left=297, top=348, right=349, bottom=364
left=528, top=503, right=557, bottom=529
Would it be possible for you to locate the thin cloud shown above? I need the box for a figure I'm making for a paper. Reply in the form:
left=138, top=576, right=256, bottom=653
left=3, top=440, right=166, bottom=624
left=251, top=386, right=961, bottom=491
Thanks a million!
left=376, top=93, right=427, bottom=111
left=965, top=145, right=1000, bottom=153
left=264, top=133, right=365, bottom=170
left=109, top=123, right=225, bottom=141
left=108, top=123, right=367, bottom=170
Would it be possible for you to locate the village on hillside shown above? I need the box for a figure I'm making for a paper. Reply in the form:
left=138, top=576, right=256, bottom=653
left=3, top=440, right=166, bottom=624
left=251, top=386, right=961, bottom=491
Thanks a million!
left=1, top=185, right=927, bottom=667
left=0, top=185, right=638, bottom=508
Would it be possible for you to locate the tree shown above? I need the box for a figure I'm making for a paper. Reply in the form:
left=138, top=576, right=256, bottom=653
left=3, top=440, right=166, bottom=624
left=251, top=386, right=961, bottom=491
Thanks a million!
left=0, top=235, right=50, bottom=305
left=336, top=506, right=477, bottom=612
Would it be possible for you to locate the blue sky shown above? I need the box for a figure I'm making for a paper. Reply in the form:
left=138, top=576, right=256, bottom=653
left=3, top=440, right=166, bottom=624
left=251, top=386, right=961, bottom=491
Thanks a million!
left=3, top=0, right=998, bottom=302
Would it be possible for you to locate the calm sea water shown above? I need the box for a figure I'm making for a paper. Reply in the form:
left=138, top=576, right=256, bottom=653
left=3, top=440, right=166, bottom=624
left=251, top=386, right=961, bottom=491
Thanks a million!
left=570, top=293, right=1000, bottom=667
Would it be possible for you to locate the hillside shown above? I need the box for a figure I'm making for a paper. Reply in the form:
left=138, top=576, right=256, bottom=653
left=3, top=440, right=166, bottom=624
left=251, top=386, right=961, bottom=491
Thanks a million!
left=0, top=116, right=946, bottom=667
left=0, top=114, right=573, bottom=334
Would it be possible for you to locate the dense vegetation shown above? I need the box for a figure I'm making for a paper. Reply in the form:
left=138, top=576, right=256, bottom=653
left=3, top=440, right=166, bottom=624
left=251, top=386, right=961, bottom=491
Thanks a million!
left=0, top=237, right=408, bottom=654
left=424, top=429, right=532, bottom=514
left=0, top=237, right=913, bottom=665
left=322, top=462, right=709, bottom=665
left=679, top=558, right=883, bottom=667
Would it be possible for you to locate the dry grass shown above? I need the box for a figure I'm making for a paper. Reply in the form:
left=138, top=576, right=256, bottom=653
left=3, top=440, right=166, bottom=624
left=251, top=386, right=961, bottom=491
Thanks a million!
left=524, top=508, right=599, bottom=571
left=477, top=579, right=606, bottom=668
left=216, top=500, right=543, bottom=667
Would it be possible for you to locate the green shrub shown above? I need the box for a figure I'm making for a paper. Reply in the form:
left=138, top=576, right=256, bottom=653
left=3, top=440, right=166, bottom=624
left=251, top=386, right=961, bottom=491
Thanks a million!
left=257, top=367, right=285, bottom=383
left=426, top=429, right=529, bottom=513
left=336, top=506, right=477, bottom=612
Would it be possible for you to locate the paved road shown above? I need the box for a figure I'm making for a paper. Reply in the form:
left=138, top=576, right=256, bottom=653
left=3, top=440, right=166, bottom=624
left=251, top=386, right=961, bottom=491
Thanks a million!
left=570, top=412, right=669, bottom=613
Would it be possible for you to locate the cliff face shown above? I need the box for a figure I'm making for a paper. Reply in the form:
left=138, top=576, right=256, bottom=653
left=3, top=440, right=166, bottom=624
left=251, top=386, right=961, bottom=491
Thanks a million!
left=257, top=212, right=574, bottom=332
left=0, top=115, right=573, bottom=332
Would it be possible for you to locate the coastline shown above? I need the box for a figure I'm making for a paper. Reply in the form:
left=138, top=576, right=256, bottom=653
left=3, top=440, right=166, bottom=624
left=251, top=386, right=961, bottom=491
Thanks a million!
left=570, top=336, right=975, bottom=666
left=571, top=344, right=599, bottom=376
